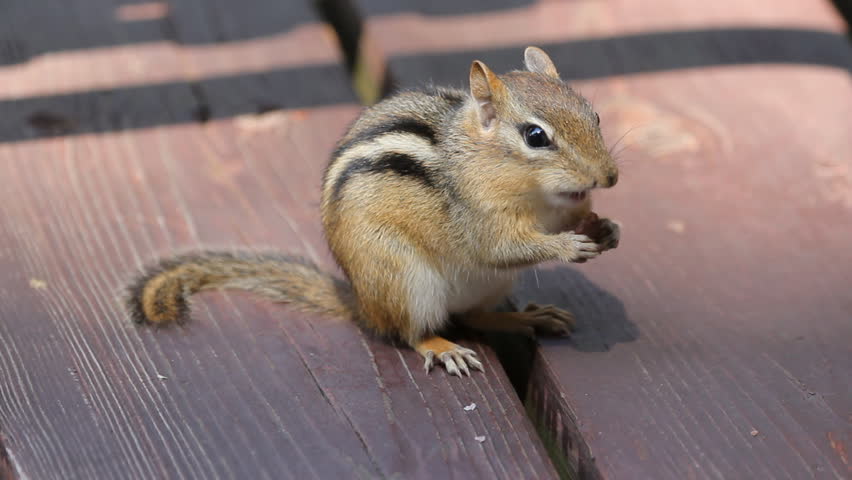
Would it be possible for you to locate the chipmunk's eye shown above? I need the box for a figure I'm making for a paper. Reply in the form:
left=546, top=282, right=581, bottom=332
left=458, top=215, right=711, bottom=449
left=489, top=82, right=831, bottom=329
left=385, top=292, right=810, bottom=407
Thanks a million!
left=595, top=113, right=600, bottom=125
left=523, top=124, right=550, bottom=148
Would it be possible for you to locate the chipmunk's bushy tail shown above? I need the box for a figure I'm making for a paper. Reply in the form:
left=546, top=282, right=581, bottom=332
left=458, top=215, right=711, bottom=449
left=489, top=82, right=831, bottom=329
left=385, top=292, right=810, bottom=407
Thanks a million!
left=125, top=251, right=355, bottom=324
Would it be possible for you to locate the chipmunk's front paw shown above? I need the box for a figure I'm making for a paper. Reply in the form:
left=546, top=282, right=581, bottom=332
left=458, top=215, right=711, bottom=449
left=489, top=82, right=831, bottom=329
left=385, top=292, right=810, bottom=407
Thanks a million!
left=560, top=232, right=601, bottom=263
left=416, top=337, right=484, bottom=377
left=523, top=303, right=576, bottom=336
left=574, top=213, right=619, bottom=254
left=597, top=218, right=620, bottom=251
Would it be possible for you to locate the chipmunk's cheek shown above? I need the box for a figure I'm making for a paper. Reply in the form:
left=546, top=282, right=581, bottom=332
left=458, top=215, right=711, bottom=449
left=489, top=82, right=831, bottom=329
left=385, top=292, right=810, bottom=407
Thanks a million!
left=534, top=169, right=588, bottom=206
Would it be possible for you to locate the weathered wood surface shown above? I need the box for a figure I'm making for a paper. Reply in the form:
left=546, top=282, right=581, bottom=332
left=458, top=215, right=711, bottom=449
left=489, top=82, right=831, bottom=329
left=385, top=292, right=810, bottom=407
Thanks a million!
left=0, top=0, right=558, bottom=479
left=0, top=0, right=352, bottom=142
left=358, top=0, right=852, bottom=478
left=519, top=75, right=852, bottom=479
left=357, top=0, right=852, bottom=87
left=0, top=113, right=555, bottom=479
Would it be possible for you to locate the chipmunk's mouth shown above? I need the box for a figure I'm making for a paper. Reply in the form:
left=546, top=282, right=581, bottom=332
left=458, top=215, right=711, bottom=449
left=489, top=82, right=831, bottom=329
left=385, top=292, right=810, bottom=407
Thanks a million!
left=557, top=190, right=588, bottom=202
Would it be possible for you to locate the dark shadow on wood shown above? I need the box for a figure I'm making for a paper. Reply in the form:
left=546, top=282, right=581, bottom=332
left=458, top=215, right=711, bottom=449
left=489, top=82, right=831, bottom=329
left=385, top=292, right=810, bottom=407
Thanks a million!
left=0, top=63, right=356, bottom=142
left=314, top=0, right=366, bottom=75
left=514, top=266, right=637, bottom=354
left=354, top=0, right=533, bottom=16
left=478, top=265, right=636, bottom=404
left=386, top=27, right=852, bottom=91
left=478, top=329, right=537, bottom=404
left=0, top=0, right=533, bottom=66
left=0, top=0, right=321, bottom=65
left=828, top=0, right=852, bottom=35
left=314, top=0, right=397, bottom=102
left=3, top=27, right=851, bottom=143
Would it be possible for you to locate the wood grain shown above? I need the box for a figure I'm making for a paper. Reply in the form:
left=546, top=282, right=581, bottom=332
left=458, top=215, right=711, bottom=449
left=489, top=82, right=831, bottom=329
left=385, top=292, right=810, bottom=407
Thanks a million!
left=357, top=0, right=852, bottom=478
left=515, top=65, right=852, bottom=480
left=0, top=0, right=355, bottom=142
left=0, top=109, right=557, bottom=479
left=0, top=0, right=558, bottom=478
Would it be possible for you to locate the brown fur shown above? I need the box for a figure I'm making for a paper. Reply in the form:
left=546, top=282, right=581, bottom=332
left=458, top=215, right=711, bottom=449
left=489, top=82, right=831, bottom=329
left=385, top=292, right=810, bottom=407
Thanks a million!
left=128, top=47, right=620, bottom=375
left=126, top=251, right=354, bottom=325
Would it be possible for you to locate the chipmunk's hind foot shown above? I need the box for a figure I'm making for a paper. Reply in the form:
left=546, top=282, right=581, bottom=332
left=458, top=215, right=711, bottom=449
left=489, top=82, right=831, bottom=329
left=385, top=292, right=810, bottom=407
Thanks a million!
left=416, top=336, right=484, bottom=376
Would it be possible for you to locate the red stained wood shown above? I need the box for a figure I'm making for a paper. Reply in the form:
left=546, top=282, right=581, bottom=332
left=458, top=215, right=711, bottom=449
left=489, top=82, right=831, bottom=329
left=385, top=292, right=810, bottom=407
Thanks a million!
left=0, top=109, right=556, bottom=479
left=0, top=0, right=557, bottom=478
left=515, top=66, right=852, bottom=480
left=359, top=0, right=852, bottom=478
left=4, top=0, right=852, bottom=477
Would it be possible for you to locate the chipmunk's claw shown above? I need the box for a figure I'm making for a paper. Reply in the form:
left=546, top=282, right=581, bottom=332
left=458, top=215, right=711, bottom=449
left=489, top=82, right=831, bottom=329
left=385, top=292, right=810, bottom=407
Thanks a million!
left=432, top=347, right=483, bottom=376
left=416, top=339, right=484, bottom=376
left=423, top=350, right=435, bottom=373
left=442, top=353, right=461, bottom=376
left=467, top=353, right=484, bottom=372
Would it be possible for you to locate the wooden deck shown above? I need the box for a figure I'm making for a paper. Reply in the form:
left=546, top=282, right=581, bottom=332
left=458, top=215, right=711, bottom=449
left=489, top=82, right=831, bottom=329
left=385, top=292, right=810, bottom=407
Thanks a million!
left=2, top=0, right=851, bottom=479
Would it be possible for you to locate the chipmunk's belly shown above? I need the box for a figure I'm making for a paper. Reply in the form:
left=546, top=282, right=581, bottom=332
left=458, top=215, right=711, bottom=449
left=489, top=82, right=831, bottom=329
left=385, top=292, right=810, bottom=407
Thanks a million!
left=445, top=268, right=517, bottom=314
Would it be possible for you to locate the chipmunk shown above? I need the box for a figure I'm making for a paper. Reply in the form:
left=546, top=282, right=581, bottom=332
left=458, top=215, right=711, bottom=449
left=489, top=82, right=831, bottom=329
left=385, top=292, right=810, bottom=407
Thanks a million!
left=126, top=47, right=620, bottom=377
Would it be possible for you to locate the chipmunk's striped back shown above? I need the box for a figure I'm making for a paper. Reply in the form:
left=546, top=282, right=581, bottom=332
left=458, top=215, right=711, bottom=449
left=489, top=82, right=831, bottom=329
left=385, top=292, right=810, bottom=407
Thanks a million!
left=322, top=87, right=466, bottom=211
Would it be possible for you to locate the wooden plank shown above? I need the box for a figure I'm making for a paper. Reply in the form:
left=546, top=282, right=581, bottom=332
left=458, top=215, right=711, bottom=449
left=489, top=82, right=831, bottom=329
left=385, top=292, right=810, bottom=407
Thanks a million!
left=0, top=110, right=558, bottom=479
left=357, top=0, right=852, bottom=478
left=0, top=0, right=322, bottom=65
left=0, top=0, right=165, bottom=65
left=0, top=0, right=354, bottom=142
left=0, top=67, right=357, bottom=143
left=165, top=0, right=354, bottom=117
left=354, top=0, right=852, bottom=88
left=516, top=65, right=852, bottom=480
left=354, top=0, right=533, bottom=16
left=517, top=5, right=852, bottom=479
left=0, top=0, right=559, bottom=478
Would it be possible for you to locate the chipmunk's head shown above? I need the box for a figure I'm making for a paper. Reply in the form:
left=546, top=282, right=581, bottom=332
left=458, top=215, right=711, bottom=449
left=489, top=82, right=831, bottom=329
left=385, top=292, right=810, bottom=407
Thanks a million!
left=469, top=47, right=618, bottom=208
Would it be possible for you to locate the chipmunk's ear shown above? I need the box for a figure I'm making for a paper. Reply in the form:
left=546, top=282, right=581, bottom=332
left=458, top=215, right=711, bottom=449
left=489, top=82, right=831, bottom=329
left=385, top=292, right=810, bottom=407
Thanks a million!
left=524, top=46, right=559, bottom=79
left=469, top=60, right=505, bottom=130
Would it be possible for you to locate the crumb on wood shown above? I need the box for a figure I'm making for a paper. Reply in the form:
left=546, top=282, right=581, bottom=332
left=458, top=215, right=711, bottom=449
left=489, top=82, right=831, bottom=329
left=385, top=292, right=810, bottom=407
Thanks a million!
left=463, top=403, right=476, bottom=411
left=235, top=110, right=289, bottom=134
left=666, top=220, right=686, bottom=234
left=474, top=435, right=486, bottom=443
left=750, top=429, right=759, bottom=437
left=29, top=278, right=47, bottom=290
